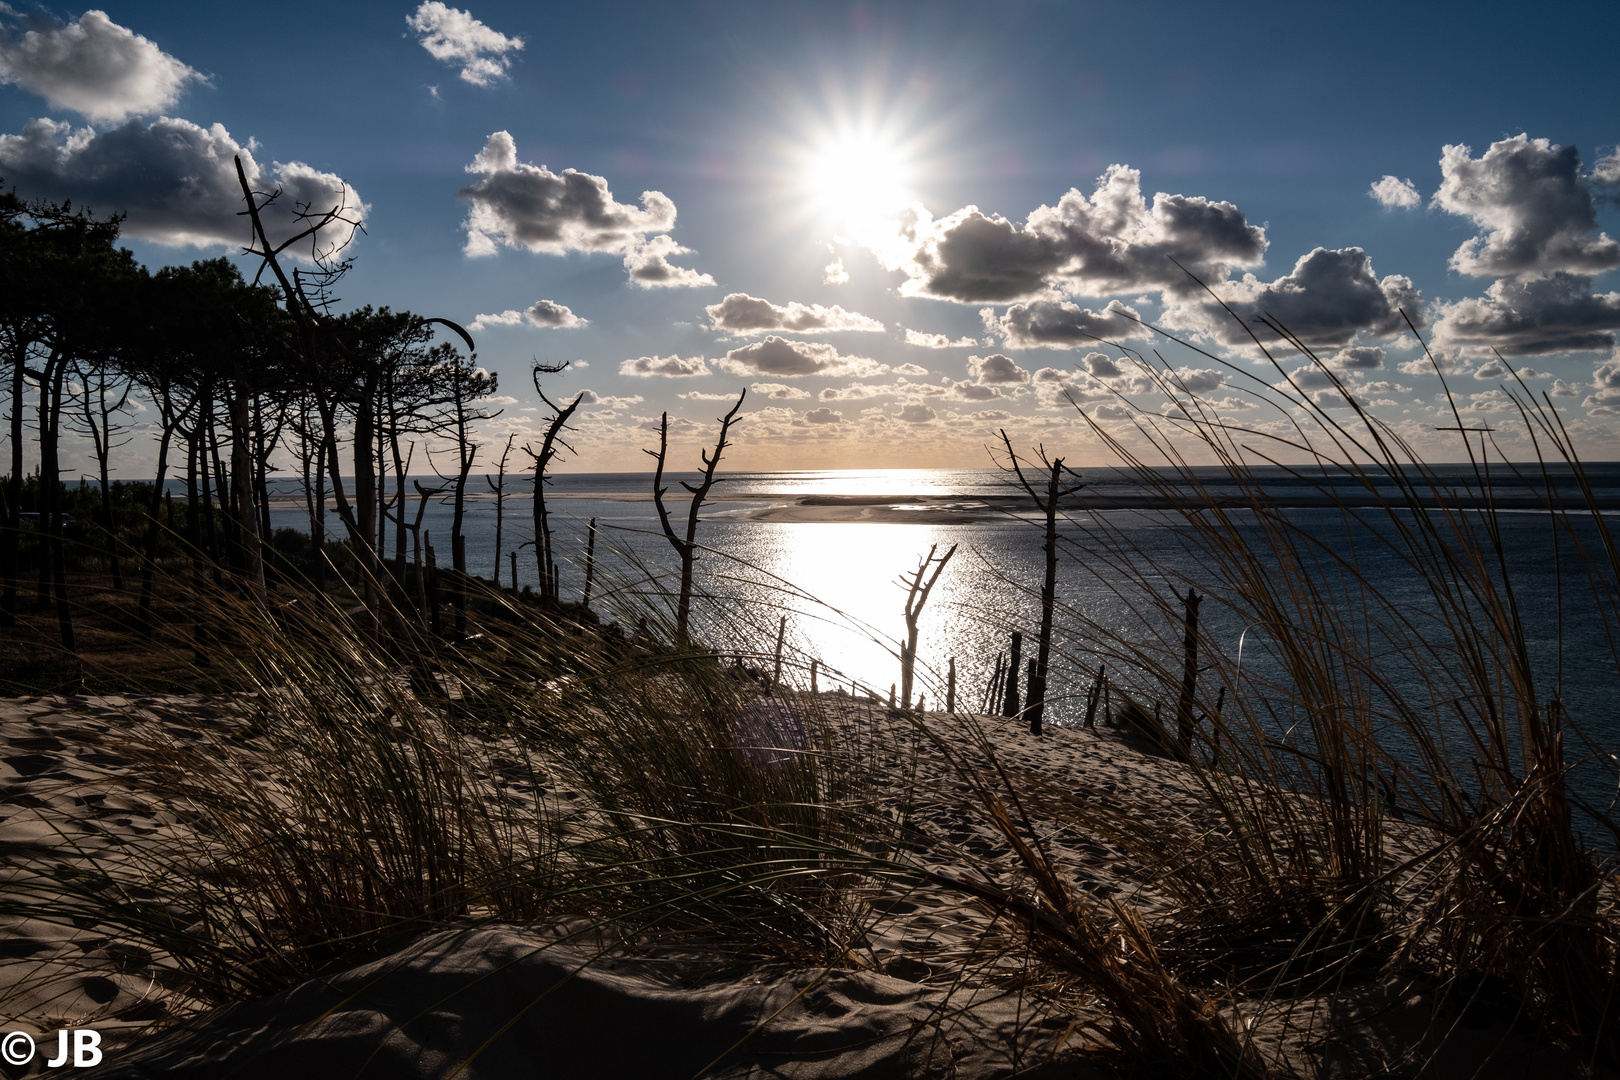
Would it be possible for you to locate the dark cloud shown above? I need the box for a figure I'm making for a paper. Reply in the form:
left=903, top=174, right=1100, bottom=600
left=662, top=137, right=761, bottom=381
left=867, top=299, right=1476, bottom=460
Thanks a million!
left=965, top=353, right=1030, bottom=385
left=716, top=337, right=884, bottom=378
left=619, top=354, right=711, bottom=377
left=0, top=8, right=202, bottom=122
left=460, top=132, right=711, bottom=286
left=877, top=165, right=1266, bottom=303
left=705, top=293, right=882, bottom=335
left=802, top=407, right=842, bottom=424
left=0, top=116, right=362, bottom=253
left=1434, top=135, right=1620, bottom=278
left=1081, top=352, right=1122, bottom=378
left=407, top=2, right=522, bottom=87
left=1431, top=272, right=1620, bottom=356
left=986, top=298, right=1147, bottom=349
left=1329, top=345, right=1386, bottom=370
left=896, top=403, right=937, bottom=423
left=1195, top=247, right=1422, bottom=348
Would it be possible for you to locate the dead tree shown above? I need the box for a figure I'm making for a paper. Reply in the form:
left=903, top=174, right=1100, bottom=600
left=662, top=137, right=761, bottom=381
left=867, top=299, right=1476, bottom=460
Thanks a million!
left=899, top=543, right=957, bottom=710
left=525, top=362, right=581, bottom=605
left=646, top=390, right=746, bottom=639
left=485, top=433, right=516, bottom=586
left=999, top=430, right=1083, bottom=735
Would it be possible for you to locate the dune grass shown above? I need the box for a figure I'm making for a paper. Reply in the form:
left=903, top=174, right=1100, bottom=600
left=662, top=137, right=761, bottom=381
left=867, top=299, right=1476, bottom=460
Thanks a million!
left=4, top=346, right=1620, bottom=1077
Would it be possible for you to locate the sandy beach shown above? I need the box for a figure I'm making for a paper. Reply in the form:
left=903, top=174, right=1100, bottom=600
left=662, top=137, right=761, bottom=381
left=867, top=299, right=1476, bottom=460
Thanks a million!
left=0, top=690, right=1599, bottom=1079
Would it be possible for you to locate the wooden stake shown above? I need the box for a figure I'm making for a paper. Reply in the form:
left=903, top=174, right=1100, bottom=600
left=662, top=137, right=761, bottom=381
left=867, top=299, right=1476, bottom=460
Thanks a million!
left=772, top=615, right=786, bottom=690
left=946, top=656, right=956, bottom=713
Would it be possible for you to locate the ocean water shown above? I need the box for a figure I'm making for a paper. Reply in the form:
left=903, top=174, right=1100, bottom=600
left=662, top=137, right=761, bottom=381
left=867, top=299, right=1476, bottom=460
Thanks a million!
left=257, top=465, right=1620, bottom=834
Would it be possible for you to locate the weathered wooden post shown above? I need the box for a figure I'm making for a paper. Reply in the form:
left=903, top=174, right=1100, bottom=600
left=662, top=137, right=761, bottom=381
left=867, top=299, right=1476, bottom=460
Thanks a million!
left=1176, top=587, right=1202, bottom=755
left=509, top=550, right=517, bottom=591
left=984, top=653, right=1006, bottom=714
left=1002, top=631, right=1023, bottom=718
left=946, top=656, right=956, bottom=713
left=811, top=658, right=819, bottom=693
left=581, top=517, right=597, bottom=606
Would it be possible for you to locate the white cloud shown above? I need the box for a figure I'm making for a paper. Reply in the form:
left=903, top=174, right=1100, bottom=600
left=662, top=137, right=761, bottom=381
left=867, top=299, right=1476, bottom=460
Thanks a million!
left=705, top=293, right=882, bottom=335
left=1595, top=149, right=1620, bottom=188
left=871, top=164, right=1266, bottom=303
left=716, top=337, right=886, bottom=378
left=904, top=328, right=978, bottom=349
left=459, top=131, right=711, bottom=286
left=0, top=8, right=203, bottom=123
left=749, top=383, right=810, bottom=400
left=1434, top=134, right=1620, bottom=279
left=1473, top=360, right=1506, bottom=380
left=822, top=256, right=848, bottom=285
left=1551, top=378, right=1581, bottom=397
left=406, top=2, right=523, bottom=87
left=576, top=390, right=643, bottom=407
left=802, top=407, right=842, bottom=424
left=893, top=362, right=928, bottom=376
left=896, top=403, right=937, bottom=423
left=1369, top=175, right=1421, bottom=210
left=619, top=354, right=711, bottom=377
left=622, top=234, right=716, bottom=288
left=469, top=298, right=586, bottom=331
left=0, top=116, right=363, bottom=253
left=1081, top=352, right=1123, bottom=378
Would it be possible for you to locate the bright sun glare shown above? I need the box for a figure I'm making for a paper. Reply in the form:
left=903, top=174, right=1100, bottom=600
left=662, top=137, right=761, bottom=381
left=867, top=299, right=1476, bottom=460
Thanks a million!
left=805, top=132, right=910, bottom=237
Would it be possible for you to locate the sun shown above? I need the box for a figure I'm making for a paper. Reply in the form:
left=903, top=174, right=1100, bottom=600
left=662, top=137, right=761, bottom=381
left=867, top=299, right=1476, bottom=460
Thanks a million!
left=803, top=130, right=911, bottom=239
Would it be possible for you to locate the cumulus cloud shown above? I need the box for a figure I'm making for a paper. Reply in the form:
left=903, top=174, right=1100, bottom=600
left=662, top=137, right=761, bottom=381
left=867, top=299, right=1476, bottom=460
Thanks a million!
left=407, top=2, right=523, bottom=86
left=986, top=298, right=1148, bottom=349
left=0, top=116, right=363, bottom=252
left=1433, top=134, right=1620, bottom=279
left=469, top=298, right=586, bottom=331
left=0, top=8, right=203, bottom=123
left=1425, top=136, right=1620, bottom=358
left=903, top=328, right=978, bottom=348
left=896, top=403, right=937, bottom=423
left=459, top=131, right=711, bottom=285
left=1596, top=149, right=1620, bottom=188
left=715, top=337, right=886, bottom=378
left=873, top=164, right=1266, bottom=303
left=1473, top=360, right=1506, bottom=380
left=1431, top=273, right=1620, bottom=356
left=1551, top=378, right=1582, bottom=397
left=1328, top=345, right=1386, bottom=370
left=1172, top=366, right=1224, bottom=394
left=576, top=390, right=643, bottom=407
left=965, top=353, right=1030, bottom=385
left=1073, top=352, right=1120, bottom=379
left=705, top=293, right=882, bottom=335
left=749, top=382, right=810, bottom=400
left=893, top=362, right=929, bottom=376
left=822, top=256, right=849, bottom=285
left=619, top=354, right=711, bottom=377
left=622, top=234, right=716, bottom=288
left=802, top=407, right=842, bottom=424
left=1369, top=176, right=1421, bottom=209
left=1188, top=247, right=1422, bottom=348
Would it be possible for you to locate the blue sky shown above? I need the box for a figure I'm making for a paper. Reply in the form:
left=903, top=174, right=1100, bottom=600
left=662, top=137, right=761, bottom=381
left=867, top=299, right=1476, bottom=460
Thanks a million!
left=4, top=0, right=1619, bottom=470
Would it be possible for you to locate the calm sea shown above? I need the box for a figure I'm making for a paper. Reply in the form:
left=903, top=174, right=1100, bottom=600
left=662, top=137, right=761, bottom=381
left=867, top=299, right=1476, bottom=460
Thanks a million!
left=252, top=465, right=1620, bottom=836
